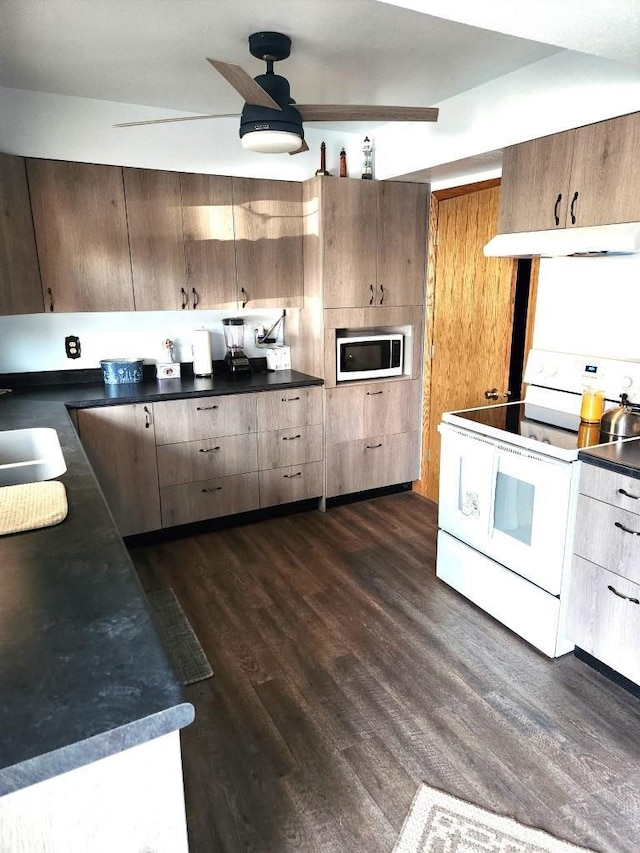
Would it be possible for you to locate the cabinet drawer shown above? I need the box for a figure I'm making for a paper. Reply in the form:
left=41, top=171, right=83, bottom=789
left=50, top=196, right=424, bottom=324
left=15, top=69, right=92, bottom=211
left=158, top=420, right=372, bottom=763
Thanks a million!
left=153, top=394, right=256, bottom=444
left=566, top=555, right=640, bottom=685
left=256, top=387, right=322, bottom=431
left=257, top=424, right=323, bottom=471
left=259, top=461, right=324, bottom=508
left=326, top=431, right=419, bottom=497
left=579, top=462, right=640, bottom=515
left=326, top=380, right=420, bottom=445
left=157, top=433, right=258, bottom=487
left=574, top=493, right=640, bottom=585
left=160, top=471, right=259, bottom=527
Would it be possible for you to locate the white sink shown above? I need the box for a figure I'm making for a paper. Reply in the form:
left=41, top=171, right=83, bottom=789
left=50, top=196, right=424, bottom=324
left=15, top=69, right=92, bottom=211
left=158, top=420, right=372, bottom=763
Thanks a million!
left=0, top=428, right=67, bottom=487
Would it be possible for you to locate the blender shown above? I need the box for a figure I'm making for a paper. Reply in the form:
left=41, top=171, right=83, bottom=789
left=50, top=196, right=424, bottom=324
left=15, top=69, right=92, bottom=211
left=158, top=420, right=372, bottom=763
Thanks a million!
left=222, top=317, right=252, bottom=377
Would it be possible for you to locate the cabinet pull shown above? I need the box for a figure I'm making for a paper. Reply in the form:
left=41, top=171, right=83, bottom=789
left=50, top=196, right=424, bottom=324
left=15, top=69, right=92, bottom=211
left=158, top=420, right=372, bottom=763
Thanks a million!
left=196, top=404, right=218, bottom=411
left=198, top=446, right=221, bottom=453
left=282, top=434, right=301, bottom=441
left=607, top=584, right=640, bottom=605
left=180, top=287, right=188, bottom=309
left=379, top=284, right=384, bottom=305
left=366, top=443, right=383, bottom=449
left=366, top=390, right=384, bottom=396
left=618, top=488, right=640, bottom=500
left=284, top=472, right=302, bottom=479
left=553, top=193, right=562, bottom=226
left=143, top=406, right=152, bottom=429
left=201, top=486, right=223, bottom=493
left=369, top=284, right=374, bottom=305
left=191, top=287, right=199, bottom=309
left=241, top=286, right=248, bottom=308
left=281, top=396, right=300, bottom=402
left=614, top=520, right=640, bottom=536
left=570, top=190, right=579, bottom=225
left=46, top=287, right=54, bottom=312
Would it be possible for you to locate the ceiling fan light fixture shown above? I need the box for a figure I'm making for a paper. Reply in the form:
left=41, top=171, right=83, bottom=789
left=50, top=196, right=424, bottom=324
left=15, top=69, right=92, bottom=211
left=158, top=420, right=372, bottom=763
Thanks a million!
left=241, top=129, right=303, bottom=154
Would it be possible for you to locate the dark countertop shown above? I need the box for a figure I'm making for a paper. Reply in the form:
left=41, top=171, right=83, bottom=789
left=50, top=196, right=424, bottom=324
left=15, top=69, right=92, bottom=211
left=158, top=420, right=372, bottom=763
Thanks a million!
left=579, top=437, right=640, bottom=480
left=0, top=367, right=322, bottom=798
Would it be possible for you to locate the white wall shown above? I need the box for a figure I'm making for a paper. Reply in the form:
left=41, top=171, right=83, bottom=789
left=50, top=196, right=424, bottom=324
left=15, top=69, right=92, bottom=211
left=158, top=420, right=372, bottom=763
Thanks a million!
left=0, top=308, right=286, bottom=374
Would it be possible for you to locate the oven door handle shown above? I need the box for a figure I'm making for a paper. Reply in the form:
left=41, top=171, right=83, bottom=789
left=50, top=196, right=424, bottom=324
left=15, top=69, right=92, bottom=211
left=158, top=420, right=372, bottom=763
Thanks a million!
left=487, top=451, right=499, bottom=539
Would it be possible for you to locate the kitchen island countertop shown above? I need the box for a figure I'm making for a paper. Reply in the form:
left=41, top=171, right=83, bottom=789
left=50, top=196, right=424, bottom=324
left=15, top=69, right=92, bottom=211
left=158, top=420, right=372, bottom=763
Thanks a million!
left=578, top=437, right=640, bottom=479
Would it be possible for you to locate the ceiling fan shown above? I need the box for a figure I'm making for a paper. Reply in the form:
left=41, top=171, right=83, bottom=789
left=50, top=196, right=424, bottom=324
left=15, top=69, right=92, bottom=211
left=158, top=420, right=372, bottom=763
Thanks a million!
left=115, top=31, right=439, bottom=155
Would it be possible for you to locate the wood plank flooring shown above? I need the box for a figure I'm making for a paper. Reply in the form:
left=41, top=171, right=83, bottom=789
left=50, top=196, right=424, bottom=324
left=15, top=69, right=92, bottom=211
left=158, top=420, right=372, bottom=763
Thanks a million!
left=130, top=493, right=640, bottom=853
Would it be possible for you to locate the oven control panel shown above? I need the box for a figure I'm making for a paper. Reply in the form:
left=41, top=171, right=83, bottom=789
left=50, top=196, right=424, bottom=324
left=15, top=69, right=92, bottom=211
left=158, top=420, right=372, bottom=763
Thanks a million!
left=524, top=349, right=640, bottom=403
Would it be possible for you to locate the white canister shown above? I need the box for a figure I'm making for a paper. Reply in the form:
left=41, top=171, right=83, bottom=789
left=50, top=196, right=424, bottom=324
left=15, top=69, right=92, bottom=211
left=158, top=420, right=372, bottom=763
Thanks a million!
left=192, top=329, right=213, bottom=377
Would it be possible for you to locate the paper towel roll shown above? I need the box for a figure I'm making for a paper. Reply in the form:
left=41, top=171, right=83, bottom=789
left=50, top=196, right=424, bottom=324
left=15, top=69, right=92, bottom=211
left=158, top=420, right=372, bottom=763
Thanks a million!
left=192, top=329, right=212, bottom=376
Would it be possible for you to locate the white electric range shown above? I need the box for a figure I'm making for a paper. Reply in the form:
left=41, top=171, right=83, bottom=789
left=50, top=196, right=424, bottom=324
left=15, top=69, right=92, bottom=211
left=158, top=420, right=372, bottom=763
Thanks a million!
left=436, top=349, right=640, bottom=657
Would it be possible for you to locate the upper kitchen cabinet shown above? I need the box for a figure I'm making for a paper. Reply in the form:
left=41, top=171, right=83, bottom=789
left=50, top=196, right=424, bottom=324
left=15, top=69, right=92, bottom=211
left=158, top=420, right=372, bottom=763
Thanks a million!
left=180, top=172, right=237, bottom=309
left=313, top=178, right=427, bottom=308
left=499, top=111, right=640, bottom=233
left=27, top=159, right=135, bottom=312
left=0, top=153, right=43, bottom=315
left=232, top=178, right=303, bottom=309
left=123, top=168, right=187, bottom=311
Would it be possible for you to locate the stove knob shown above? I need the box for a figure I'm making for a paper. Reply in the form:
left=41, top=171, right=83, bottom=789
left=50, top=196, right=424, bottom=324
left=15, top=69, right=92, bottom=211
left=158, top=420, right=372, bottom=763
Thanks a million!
left=621, top=375, right=633, bottom=390
left=530, top=360, right=544, bottom=374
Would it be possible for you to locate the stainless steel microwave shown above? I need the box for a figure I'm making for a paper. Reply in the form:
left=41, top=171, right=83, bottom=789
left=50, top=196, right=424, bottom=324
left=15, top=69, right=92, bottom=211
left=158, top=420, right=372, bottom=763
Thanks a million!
left=336, top=333, right=404, bottom=382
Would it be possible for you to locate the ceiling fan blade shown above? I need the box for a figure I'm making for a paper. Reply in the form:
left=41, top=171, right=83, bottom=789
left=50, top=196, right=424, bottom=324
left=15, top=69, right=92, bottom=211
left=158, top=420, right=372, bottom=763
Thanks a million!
left=296, top=105, right=439, bottom=122
left=289, top=139, right=310, bottom=156
left=207, top=58, right=282, bottom=111
left=114, top=113, right=240, bottom=128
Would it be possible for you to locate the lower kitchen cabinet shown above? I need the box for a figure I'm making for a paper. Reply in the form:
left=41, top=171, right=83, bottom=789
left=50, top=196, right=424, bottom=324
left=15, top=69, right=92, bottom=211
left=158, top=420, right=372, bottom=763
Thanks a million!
left=259, top=461, right=324, bottom=507
left=160, top=472, right=260, bottom=527
left=156, top=432, right=258, bottom=488
left=76, top=404, right=161, bottom=536
left=326, top=432, right=419, bottom=498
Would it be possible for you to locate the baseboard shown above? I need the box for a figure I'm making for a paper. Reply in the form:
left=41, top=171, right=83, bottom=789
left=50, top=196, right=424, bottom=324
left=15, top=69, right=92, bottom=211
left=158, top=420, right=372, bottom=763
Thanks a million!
left=574, top=647, right=640, bottom=699
left=325, top=482, right=412, bottom=509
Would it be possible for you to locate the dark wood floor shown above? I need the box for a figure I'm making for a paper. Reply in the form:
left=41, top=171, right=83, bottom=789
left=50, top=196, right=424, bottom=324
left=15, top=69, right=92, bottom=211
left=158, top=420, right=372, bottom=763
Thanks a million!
left=131, top=492, right=640, bottom=853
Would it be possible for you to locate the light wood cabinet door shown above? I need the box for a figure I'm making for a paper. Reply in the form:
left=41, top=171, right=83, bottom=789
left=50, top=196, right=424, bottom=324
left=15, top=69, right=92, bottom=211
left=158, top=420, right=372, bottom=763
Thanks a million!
left=232, top=178, right=303, bottom=309
left=180, top=172, right=237, bottom=309
left=153, top=394, right=257, bottom=445
left=376, top=181, right=427, bottom=307
left=321, top=178, right=378, bottom=309
left=0, top=153, right=43, bottom=315
left=498, top=130, right=575, bottom=233
left=573, top=493, right=640, bottom=586
left=326, top=380, right=420, bottom=444
left=27, top=159, right=135, bottom=312
left=579, top=463, right=640, bottom=514
left=326, top=432, right=419, bottom=497
left=124, top=168, right=187, bottom=311
left=160, top=472, right=259, bottom=527
left=256, top=386, right=323, bottom=431
left=566, top=555, right=640, bottom=685
left=257, top=424, right=324, bottom=471
left=77, top=404, right=161, bottom=536
left=156, top=432, right=258, bottom=487
left=259, top=461, right=323, bottom=507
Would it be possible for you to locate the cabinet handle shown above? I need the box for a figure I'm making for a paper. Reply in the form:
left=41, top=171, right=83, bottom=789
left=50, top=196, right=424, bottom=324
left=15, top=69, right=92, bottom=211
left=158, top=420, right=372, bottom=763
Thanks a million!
left=241, top=286, right=248, bottom=308
left=198, top=446, right=220, bottom=453
left=47, top=288, right=55, bottom=312
left=618, top=487, right=640, bottom=500
left=366, top=443, right=383, bottom=449
left=282, top=434, right=301, bottom=441
left=143, top=406, right=152, bottom=429
left=570, top=190, right=579, bottom=225
left=180, top=287, right=188, bottom=310
left=284, top=472, right=302, bottom=479
left=607, top=584, right=640, bottom=605
left=366, top=390, right=384, bottom=396
left=369, top=284, right=374, bottom=306
left=281, top=396, right=300, bottom=402
left=191, top=287, right=199, bottom=309
left=553, top=193, right=562, bottom=226
left=196, top=404, right=218, bottom=411
left=379, top=284, right=384, bottom=305
left=614, top=520, right=640, bottom=536
left=201, top=486, right=223, bottom=493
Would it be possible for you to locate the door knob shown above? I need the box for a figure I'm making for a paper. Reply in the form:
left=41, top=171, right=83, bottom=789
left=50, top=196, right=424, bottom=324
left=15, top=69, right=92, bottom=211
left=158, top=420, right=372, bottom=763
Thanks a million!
left=484, top=388, right=510, bottom=401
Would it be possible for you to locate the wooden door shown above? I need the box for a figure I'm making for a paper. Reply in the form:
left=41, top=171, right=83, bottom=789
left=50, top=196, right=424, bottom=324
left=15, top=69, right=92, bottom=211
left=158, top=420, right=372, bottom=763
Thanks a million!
left=321, top=178, right=378, bottom=309
left=417, top=185, right=517, bottom=502
left=27, top=159, right=134, bottom=312
left=232, top=177, right=303, bottom=309
left=180, top=173, right=237, bottom=309
left=0, top=153, right=43, bottom=315
left=124, top=168, right=187, bottom=311
left=376, top=181, right=427, bottom=307
left=569, top=112, right=640, bottom=227
left=77, top=404, right=161, bottom=536
left=498, top=130, right=575, bottom=233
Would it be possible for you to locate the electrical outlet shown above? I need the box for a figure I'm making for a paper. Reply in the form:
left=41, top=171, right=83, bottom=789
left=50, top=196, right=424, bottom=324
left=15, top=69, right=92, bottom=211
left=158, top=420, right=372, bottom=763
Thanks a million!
left=65, top=335, right=81, bottom=359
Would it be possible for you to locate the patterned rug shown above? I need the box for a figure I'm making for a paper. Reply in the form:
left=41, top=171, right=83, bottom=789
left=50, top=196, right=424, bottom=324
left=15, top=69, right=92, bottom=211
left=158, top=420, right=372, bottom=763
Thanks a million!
left=393, top=784, right=595, bottom=853
left=147, top=588, right=214, bottom=686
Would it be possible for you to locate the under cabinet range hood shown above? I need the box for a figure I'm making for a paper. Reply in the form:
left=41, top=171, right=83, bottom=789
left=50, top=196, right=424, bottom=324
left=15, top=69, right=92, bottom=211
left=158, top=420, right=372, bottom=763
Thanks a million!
left=484, top=222, right=640, bottom=258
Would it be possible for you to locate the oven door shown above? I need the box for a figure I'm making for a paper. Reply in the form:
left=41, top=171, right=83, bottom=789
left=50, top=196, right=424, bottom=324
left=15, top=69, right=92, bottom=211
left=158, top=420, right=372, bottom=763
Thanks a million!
left=438, top=424, right=573, bottom=595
